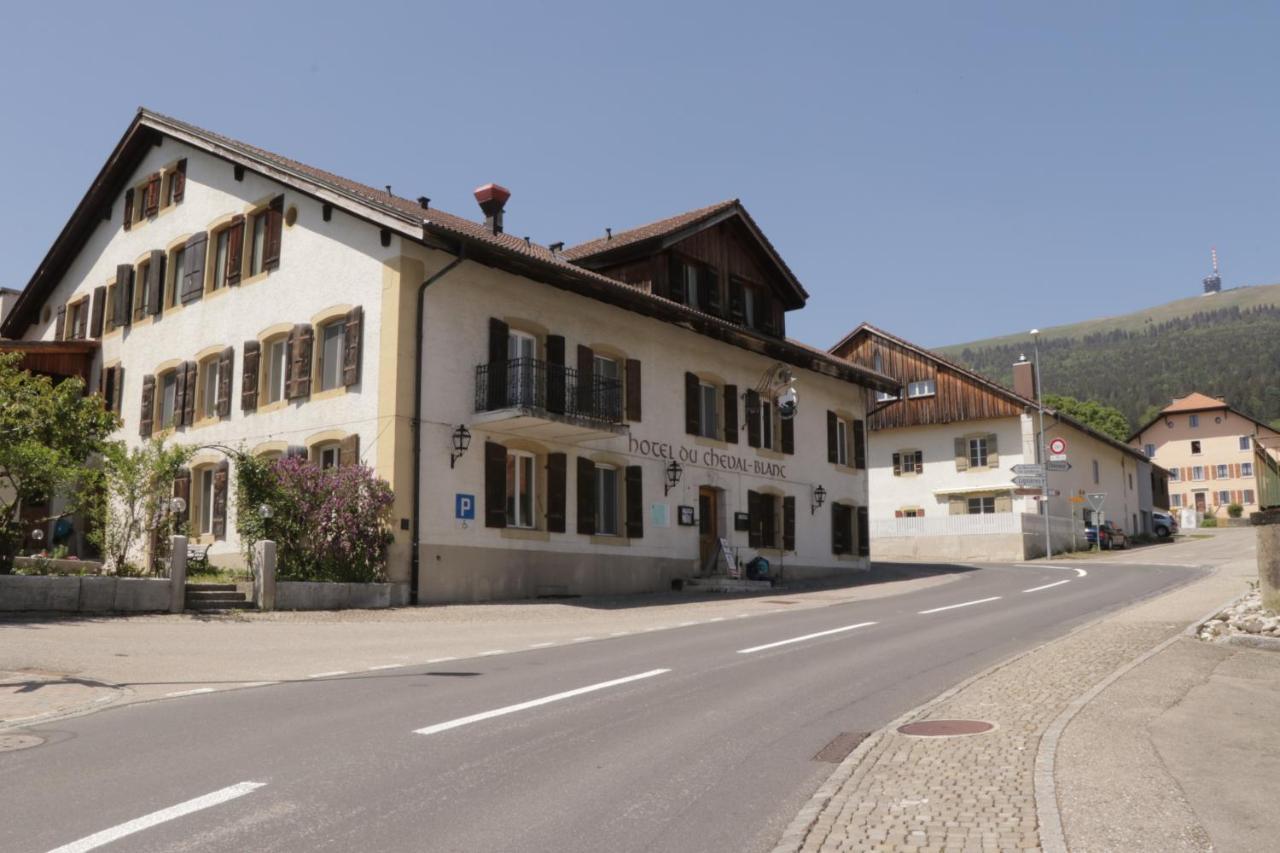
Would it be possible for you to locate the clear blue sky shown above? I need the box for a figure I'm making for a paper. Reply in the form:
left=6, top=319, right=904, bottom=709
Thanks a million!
left=4, top=2, right=1277, bottom=347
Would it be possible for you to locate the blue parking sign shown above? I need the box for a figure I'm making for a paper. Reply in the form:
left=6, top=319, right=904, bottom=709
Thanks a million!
left=455, top=493, right=475, bottom=520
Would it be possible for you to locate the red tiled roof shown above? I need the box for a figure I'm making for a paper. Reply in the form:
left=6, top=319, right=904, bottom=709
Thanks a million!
left=562, top=199, right=739, bottom=260
left=1161, top=392, right=1229, bottom=414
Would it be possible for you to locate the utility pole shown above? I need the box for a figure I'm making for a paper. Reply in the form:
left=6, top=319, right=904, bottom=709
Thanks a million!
left=1031, top=329, right=1051, bottom=560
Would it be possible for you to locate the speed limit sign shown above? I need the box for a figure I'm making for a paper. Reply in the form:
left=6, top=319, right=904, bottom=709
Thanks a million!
left=1048, top=437, right=1067, bottom=459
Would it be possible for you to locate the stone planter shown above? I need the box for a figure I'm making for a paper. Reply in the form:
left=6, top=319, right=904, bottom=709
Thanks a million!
left=275, top=581, right=392, bottom=610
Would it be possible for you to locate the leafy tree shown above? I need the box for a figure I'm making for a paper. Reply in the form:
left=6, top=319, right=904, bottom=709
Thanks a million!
left=0, top=352, right=118, bottom=571
left=1137, top=403, right=1165, bottom=431
left=1271, top=418, right=1280, bottom=432
left=87, top=439, right=194, bottom=574
left=1043, top=393, right=1131, bottom=442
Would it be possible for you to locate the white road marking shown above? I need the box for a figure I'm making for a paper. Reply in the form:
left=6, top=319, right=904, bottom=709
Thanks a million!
left=1027, top=564, right=1088, bottom=577
left=1023, top=579, right=1071, bottom=593
left=918, top=596, right=1002, bottom=615
left=239, top=681, right=275, bottom=688
left=426, top=656, right=457, bottom=664
left=709, top=617, right=726, bottom=622
left=572, top=637, right=595, bottom=642
left=678, top=621, right=698, bottom=627
left=307, top=671, right=348, bottom=679
left=164, top=688, right=214, bottom=698
left=609, top=631, right=630, bottom=637
left=46, top=781, right=266, bottom=853
left=737, top=622, right=877, bottom=655
left=414, top=669, right=671, bottom=736
left=735, top=613, right=752, bottom=619
left=478, top=650, right=506, bottom=657
left=367, top=664, right=400, bottom=671
left=527, top=642, right=555, bottom=649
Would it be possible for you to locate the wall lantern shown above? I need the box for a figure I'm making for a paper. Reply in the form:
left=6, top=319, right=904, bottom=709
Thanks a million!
left=664, top=460, right=684, bottom=496
left=170, top=497, right=187, bottom=515
left=259, top=503, right=274, bottom=520
left=811, top=484, right=827, bottom=515
left=450, top=425, right=472, bottom=469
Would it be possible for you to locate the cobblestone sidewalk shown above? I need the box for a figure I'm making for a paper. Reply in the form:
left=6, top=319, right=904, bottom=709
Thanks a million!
left=0, top=670, right=123, bottom=730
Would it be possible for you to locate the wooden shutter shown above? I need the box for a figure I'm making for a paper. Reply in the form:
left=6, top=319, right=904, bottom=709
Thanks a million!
left=892, top=452, right=901, bottom=476
left=484, top=441, right=507, bottom=528
left=702, top=268, right=721, bottom=316
left=172, top=159, right=187, bottom=203
left=994, top=494, right=1012, bottom=513
left=625, top=358, right=641, bottom=422
left=172, top=365, right=188, bottom=427
left=288, top=324, right=313, bottom=399
left=831, top=503, right=847, bottom=554
left=576, top=456, right=596, bottom=535
left=263, top=195, right=284, bottom=271
left=111, top=366, right=124, bottom=415
left=211, top=460, right=229, bottom=539
left=949, top=497, right=966, bottom=515
left=895, top=510, right=903, bottom=518
left=576, top=344, right=594, bottom=415
left=728, top=279, right=746, bottom=323
left=54, top=304, right=66, bottom=340
left=139, top=374, right=155, bottom=437
left=747, top=490, right=762, bottom=548
left=856, top=506, right=869, bottom=557
left=853, top=420, right=867, bottom=469
left=782, top=496, right=796, bottom=551
left=225, top=215, right=245, bottom=286
left=684, top=371, right=700, bottom=435
left=133, top=264, right=149, bottom=323
left=625, top=465, right=644, bottom=539
left=545, top=334, right=566, bottom=415
left=144, top=172, right=161, bottom=217
left=486, top=317, right=509, bottom=410
left=172, top=468, right=190, bottom=528
left=669, top=255, right=686, bottom=305
left=914, top=450, right=923, bottom=474
left=780, top=414, right=794, bottom=454
left=114, top=264, right=134, bottom=327
left=723, top=384, right=739, bottom=444
left=954, top=437, right=969, bottom=471
left=181, top=231, right=207, bottom=304
left=827, top=411, right=838, bottom=463
left=181, top=361, right=198, bottom=426
left=122, top=187, right=134, bottom=231
left=342, top=305, right=363, bottom=387
left=90, top=286, right=106, bottom=338
left=339, top=433, right=360, bottom=467
left=745, top=390, right=761, bottom=448
left=241, top=340, right=260, bottom=411
left=99, top=364, right=112, bottom=406
left=546, top=452, right=567, bottom=533
left=986, top=433, right=998, bottom=468
left=146, top=250, right=165, bottom=315
left=216, top=347, right=234, bottom=418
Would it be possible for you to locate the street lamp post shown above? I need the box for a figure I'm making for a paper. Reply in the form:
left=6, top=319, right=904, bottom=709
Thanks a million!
left=1031, top=329, right=1051, bottom=559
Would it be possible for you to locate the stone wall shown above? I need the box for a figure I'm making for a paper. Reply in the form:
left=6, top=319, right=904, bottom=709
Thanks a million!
left=0, top=575, right=170, bottom=613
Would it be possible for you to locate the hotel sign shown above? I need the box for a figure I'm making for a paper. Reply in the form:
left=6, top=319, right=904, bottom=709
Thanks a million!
left=628, top=435, right=788, bottom=480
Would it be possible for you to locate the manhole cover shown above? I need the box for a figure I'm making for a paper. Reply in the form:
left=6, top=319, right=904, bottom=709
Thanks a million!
left=897, top=719, right=994, bottom=737
left=0, top=734, right=45, bottom=752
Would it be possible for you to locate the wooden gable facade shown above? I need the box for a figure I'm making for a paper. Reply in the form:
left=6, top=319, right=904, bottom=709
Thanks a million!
left=831, top=326, right=1028, bottom=431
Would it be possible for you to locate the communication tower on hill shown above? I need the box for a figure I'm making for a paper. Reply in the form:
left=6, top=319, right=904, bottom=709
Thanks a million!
left=1203, top=247, right=1222, bottom=294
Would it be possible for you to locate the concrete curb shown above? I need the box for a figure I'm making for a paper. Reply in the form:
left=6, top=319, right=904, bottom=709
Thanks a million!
left=771, top=563, right=1216, bottom=853
left=0, top=678, right=132, bottom=733
left=1225, top=634, right=1280, bottom=652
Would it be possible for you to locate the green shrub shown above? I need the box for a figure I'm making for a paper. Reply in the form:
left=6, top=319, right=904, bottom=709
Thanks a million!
left=1200, top=515, right=1218, bottom=528
left=1227, top=502, right=1243, bottom=518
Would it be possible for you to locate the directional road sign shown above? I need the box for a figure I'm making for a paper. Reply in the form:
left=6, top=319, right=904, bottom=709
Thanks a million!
left=1086, top=492, right=1106, bottom=511
left=1010, top=463, right=1045, bottom=475
left=1012, top=475, right=1046, bottom=488
left=1046, top=461, right=1072, bottom=472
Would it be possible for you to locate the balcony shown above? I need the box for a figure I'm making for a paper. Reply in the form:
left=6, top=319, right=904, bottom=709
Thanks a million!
left=474, top=357, right=626, bottom=442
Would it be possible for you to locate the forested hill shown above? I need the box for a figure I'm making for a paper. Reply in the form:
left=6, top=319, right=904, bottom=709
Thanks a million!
left=937, top=284, right=1280, bottom=431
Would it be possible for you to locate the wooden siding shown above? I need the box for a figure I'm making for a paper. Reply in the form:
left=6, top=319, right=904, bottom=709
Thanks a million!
left=600, top=257, right=654, bottom=293
left=0, top=341, right=97, bottom=386
left=833, top=331, right=1026, bottom=430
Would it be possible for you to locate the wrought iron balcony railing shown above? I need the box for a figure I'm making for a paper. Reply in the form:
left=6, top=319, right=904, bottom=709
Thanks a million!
left=475, top=357, right=624, bottom=425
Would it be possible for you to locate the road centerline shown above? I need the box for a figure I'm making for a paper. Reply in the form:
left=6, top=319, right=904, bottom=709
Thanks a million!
left=736, top=622, right=878, bottom=655
left=918, top=596, right=1002, bottom=615
left=1023, top=579, right=1071, bottom=593
left=413, top=669, right=672, bottom=736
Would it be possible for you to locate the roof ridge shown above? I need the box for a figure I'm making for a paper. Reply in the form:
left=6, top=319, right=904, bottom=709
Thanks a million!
left=562, top=198, right=739, bottom=259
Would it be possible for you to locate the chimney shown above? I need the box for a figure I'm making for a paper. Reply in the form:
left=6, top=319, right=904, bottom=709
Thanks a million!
left=1012, top=355, right=1037, bottom=400
left=473, top=183, right=511, bottom=235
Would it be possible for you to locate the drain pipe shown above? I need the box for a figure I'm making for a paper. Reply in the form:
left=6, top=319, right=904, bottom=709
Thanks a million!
left=410, top=248, right=467, bottom=604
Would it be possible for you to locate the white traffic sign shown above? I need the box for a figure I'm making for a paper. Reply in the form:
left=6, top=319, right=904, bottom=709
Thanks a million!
left=1010, top=463, right=1045, bottom=475
left=1048, top=437, right=1068, bottom=455
left=1086, top=492, right=1106, bottom=511
left=1046, top=461, right=1072, bottom=472
left=1013, top=475, right=1046, bottom=488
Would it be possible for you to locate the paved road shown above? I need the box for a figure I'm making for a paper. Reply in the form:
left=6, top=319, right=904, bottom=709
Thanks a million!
left=1, top=559, right=1202, bottom=853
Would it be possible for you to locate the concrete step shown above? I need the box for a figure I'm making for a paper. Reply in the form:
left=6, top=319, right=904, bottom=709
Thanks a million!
left=186, top=599, right=255, bottom=611
left=185, top=583, right=238, bottom=592
left=186, top=592, right=247, bottom=603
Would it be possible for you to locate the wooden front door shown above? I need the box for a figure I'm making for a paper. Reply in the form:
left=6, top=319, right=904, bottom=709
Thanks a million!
left=1194, top=491, right=1206, bottom=512
left=698, top=487, right=718, bottom=571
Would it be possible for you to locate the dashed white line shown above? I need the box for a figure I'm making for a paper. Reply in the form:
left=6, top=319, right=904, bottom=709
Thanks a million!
left=708, top=617, right=726, bottom=622
left=164, top=688, right=214, bottom=698
left=678, top=621, right=698, bottom=627
left=414, top=669, right=671, bottom=736
left=737, top=622, right=877, bottom=654
left=478, top=650, right=506, bottom=657
left=426, top=656, right=457, bottom=664
left=609, top=631, right=631, bottom=637
left=528, top=642, right=555, bottom=649
left=45, top=781, right=266, bottom=853
left=1023, top=579, right=1071, bottom=593
left=239, top=681, right=275, bottom=688
left=572, top=637, right=595, bottom=643
left=307, top=671, right=349, bottom=679
left=366, top=664, right=400, bottom=671
left=918, top=596, right=1002, bottom=615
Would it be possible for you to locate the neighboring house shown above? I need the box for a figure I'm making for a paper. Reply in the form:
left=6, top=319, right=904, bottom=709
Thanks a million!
left=1129, top=392, right=1280, bottom=518
left=0, top=108, right=896, bottom=603
left=0, top=286, right=21, bottom=329
left=829, top=324, right=1167, bottom=561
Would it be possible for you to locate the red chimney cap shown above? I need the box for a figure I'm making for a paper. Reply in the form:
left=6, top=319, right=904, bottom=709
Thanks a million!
left=473, top=183, right=511, bottom=211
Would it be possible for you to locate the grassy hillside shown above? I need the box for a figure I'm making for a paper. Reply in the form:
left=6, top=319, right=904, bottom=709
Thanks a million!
left=938, top=284, right=1280, bottom=430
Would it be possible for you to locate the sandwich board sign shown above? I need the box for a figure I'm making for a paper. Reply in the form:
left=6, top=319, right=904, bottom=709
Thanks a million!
left=719, top=538, right=738, bottom=578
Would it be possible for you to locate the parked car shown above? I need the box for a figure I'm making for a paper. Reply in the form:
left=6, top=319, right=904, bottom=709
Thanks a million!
left=1084, top=521, right=1128, bottom=550
left=1151, top=510, right=1179, bottom=538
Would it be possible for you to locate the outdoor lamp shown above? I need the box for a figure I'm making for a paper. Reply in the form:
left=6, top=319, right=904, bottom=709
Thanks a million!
left=170, top=497, right=187, bottom=515
left=664, top=460, right=683, bottom=496
left=31, top=528, right=43, bottom=542
left=811, top=484, right=827, bottom=515
left=450, top=425, right=472, bottom=469
left=259, top=504, right=273, bottom=520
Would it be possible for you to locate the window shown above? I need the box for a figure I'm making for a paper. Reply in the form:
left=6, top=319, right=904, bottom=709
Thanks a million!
left=198, top=469, right=215, bottom=535
left=1190, top=440, right=1202, bottom=455
left=698, top=382, right=719, bottom=440
left=1239, top=436, right=1252, bottom=451
left=211, top=228, right=230, bottom=291
left=68, top=299, right=88, bottom=339
left=594, top=355, right=622, bottom=420
left=1170, top=494, right=1182, bottom=508
left=835, top=417, right=849, bottom=465
left=134, top=259, right=151, bottom=316
left=317, top=443, right=341, bottom=470
left=968, top=437, right=988, bottom=469
left=759, top=399, right=775, bottom=450
left=165, top=169, right=181, bottom=207
left=199, top=357, right=220, bottom=420
left=1242, top=462, right=1254, bottom=477
left=895, top=450, right=923, bottom=475
left=1092, top=459, right=1100, bottom=484
left=265, top=338, right=288, bottom=404
left=319, top=319, right=346, bottom=392
left=681, top=262, right=700, bottom=308
left=967, top=497, right=996, bottom=514
left=1244, top=489, right=1255, bottom=504
left=1144, top=443, right=1156, bottom=458
left=1215, top=464, right=1229, bottom=479
left=506, top=451, right=536, bottom=528
left=1169, top=467, right=1181, bottom=482
left=907, top=379, right=936, bottom=398
left=1189, top=414, right=1199, bottom=428
left=901, top=508, right=922, bottom=518
left=872, top=352, right=897, bottom=402
left=595, top=464, right=619, bottom=536
left=1128, top=473, right=1134, bottom=490
left=1217, top=490, right=1231, bottom=505
left=743, top=285, right=756, bottom=327
left=507, top=329, right=536, bottom=407
left=159, top=370, right=179, bottom=429
left=1192, top=466, right=1205, bottom=481
left=168, top=246, right=186, bottom=307
left=249, top=208, right=270, bottom=276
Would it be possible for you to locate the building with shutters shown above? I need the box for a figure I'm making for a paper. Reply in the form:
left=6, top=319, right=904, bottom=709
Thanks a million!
left=830, top=324, right=1166, bottom=560
left=1128, top=392, right=1280, bottom=519
left=1, top=108, right=898, bottom=603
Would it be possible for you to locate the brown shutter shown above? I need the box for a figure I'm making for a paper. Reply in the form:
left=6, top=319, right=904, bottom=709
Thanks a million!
left=54, top=304, right=66, bottom=340
left=100, top=364, right=112, bottom=406
left=745, top=390, right=761, bottom=448
left=723, top=384, right=739, bottom=444
left=827, top=411, right=838, bottom=463
left=172, top=468, right=190, bottom=528
left=831, top=504, right=848, bottom=553
left=918, top=508, right=925, bottom=517
left=856, top=507, right=869, bottom=557
left=915, top=450, right=923, bottom=474
left=853, top=420, right=867, bottom=469
left=895, top=510, right=903, bottom=518
left=484, top=441, right=508, bottom=528
left=90, top=286, right=106, bottom=338
left=225, top=215, right=245, bottom=286
left=289, top=324, right=313, bottom=399
left=133, top=264, right=149, bottom=323
left=986, top=433, right=998, bottom=468
left=625, top=358, right=641, bottom=422
left=954, top=437, right=970, bottom=471
left=144, top=172, right=161, bottom=217
left=576, top=344, right=594, bottom=415
left=263, top=195, right=284, bottom=271
left=780, top=414, right=794, bottom=455
left=146, top=250, right=165, bottom=315
left=486, top=317, right=509, bottom=409
left=625, top=465, right=644, bottom=539
left=111, top=366, right=124, bottom=415
left=747, top=490, right=762, bottom=548
left=139, top=374, right=155, bottom=437
left=728, top=279, right=745, bottom=323
left=217, top=347, right=234, bottom=418
left=669, top=255, right=686, bottom=304
left=576, top=456, right=596, bottom=535
left=994, top=494, right=1012, bottom=513
left=892, top=452, right=901, bottom=476
left=172, top=159, right=187, bottom=203
left=342, top=305, right=363, bottom=387
left=685, top=371, right=700, bottom=435
left=702, top=268, right=721, bottom=316
left=241, top=340, right=260, bottom=411
left=782, top=496, right=796, bottom=551
left=181, top=231, right=207, bottom=304
left=114, top=264, right=134, bottom=327
left=122, top=187, right=134, bottom=230
left=339, top=433, right=360, bottom=467
left=546, top=452, right=567, bottom=533
left=211, top=460, right=229, bottom=539
left=181, top=360, right=197, bottom=426
left=545, top=334, right=566, bottom=415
